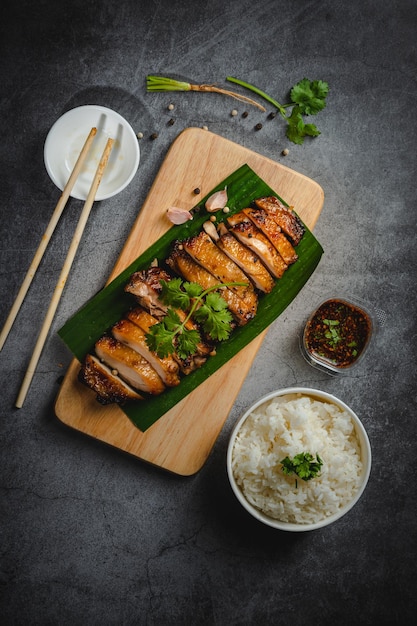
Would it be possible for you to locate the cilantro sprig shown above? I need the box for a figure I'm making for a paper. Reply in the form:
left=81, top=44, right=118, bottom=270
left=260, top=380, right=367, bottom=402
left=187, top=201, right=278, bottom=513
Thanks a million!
left=145, top=278, right=245, bottom=359
left=226, top=76, right=329, bottom=145
left=281, top=452, right=323, bottom=484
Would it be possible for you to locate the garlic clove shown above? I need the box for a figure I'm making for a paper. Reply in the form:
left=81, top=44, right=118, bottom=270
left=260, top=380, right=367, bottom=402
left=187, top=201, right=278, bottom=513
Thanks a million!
left=202, top=220, right=219, bottom=241
left=167, top=206, right=193, bottom=224
left=205, top=187, right=228, bottom=212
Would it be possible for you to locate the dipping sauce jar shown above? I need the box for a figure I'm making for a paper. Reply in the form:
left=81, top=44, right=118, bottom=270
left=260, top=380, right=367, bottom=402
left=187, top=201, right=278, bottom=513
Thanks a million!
left=301, top=297, right=373, bottom=374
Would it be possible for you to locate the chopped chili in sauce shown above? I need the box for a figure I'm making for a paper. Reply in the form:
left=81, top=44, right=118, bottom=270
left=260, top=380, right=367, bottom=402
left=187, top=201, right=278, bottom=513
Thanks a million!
left=304, top=299, right=372, bottom=368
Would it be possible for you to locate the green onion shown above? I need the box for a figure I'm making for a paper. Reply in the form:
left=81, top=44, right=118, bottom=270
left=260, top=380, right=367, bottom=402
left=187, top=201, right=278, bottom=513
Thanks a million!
left=146, top=75, right=266, bottom=111
left=226, top=76, right=288, bottom=117
left=146, top=76, right=191, bottom=92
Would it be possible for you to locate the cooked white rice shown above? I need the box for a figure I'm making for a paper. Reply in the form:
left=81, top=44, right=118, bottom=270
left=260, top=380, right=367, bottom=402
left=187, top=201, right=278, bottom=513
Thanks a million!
left=231, top=393, right=363, bottom=524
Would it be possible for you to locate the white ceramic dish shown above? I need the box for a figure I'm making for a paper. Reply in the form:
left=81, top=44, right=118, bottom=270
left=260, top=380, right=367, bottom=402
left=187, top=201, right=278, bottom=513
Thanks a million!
left=44, top=105, right=140, bottom=201
left=227, top=387, right=372, bottom=532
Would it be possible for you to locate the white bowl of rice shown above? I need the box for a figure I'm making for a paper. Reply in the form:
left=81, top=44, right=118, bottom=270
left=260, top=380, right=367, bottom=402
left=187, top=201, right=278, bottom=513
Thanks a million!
left=227, top=388, right=371, bottom=531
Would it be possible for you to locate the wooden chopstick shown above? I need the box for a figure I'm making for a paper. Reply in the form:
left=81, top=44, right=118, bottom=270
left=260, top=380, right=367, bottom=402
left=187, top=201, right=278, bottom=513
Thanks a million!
left=0, top=127, right=98, bottom=352
left=15, top=136, right=114, bottom=409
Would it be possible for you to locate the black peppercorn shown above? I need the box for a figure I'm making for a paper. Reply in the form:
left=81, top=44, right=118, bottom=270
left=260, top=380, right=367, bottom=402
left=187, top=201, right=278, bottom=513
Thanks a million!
left=255, top=123, right=263, bottom=131
left=193, top=188, right=201, bottom=195
left=242, top=111, right=249, bottom=118
left=167, top=118, right=175, bottom=126
left=267, top=111, right=277, bottom=120
left=150, top=132, right=158, bottom=140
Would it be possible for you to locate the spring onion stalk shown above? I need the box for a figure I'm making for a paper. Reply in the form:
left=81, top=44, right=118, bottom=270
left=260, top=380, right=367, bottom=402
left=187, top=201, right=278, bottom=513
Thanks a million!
left=146, top=75, right=266, bottom=111
left=226, top=76, right=288, bottom=118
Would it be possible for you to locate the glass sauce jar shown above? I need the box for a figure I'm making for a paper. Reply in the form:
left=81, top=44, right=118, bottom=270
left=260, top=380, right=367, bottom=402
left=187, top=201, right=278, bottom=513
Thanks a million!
left=301, top=297, right=373, bottom=375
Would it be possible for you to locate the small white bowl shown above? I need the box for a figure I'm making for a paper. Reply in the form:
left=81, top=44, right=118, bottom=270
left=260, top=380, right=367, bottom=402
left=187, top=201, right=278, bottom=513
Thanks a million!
left=44, top=105, right=140, bottom=201
left=227, top=387, right=372, bottom=532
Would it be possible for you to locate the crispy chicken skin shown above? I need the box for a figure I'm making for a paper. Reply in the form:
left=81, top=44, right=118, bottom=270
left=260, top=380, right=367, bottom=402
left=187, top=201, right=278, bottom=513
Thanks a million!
left=242, top=207, right=298, bottom=265
left=216, top=231, right=275, bottom=293
left=226, top=212, right=288, bottom=279
left=112, top=318, right=181, bottom=387
left=182, top=231, right=258, bottom=314
left=126, top=306, right=161, bottom=334
left=254, top=196, right=305, bottom=245
left=166, top=244, right=256, bottom=325
left=95, top=336, right=165, bottom=395
left=78, top=353, right=143, bottom=405
left=125, top=267, right=172, bottom=318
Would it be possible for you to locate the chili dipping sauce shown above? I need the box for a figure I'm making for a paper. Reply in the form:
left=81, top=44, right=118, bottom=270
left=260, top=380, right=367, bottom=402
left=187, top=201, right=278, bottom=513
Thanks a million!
left=303, top=298, right=372, bottom=370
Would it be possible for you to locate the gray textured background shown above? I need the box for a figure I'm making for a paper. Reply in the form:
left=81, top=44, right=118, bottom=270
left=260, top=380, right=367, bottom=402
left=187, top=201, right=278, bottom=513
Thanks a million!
left=1, top=0, right=416, bottom=624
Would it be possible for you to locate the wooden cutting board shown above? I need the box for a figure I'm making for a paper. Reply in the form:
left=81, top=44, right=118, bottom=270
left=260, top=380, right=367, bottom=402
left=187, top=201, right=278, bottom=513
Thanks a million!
left=55, top=128, right=324, bottom=475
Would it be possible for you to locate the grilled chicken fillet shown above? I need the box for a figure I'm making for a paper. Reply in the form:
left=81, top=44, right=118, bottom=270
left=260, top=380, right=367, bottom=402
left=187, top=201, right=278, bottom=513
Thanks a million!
left=95, top=336, right=165, bottom=395
left=166, top=244, right=255, bottom=325
left=216, top=231, right=275, bottom=293
left=226, top=212, right=288, bottom=278
left=112, top=318, right=180, bottom=387
left=254, top=196, right=305, bottom=245
left=242, top=207, right=298, bottom=265
left=78, top=353, right=143, bottom=405
left=182, top=231, right=258, bottom=315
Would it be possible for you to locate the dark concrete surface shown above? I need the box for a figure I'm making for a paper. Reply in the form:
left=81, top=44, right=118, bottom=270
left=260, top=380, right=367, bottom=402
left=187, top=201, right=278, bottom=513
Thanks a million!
left=1, top=0, right=416, bottom=624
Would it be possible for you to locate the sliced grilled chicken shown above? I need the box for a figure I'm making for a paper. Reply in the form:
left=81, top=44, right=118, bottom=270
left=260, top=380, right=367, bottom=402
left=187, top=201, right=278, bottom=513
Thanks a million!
left=242, top=207, right=298, bottom=265
left=78, top=353, right=143, bottom=405
left=166, top=244, right=255, bottom=325
left=126, top=306, right=160, bottom=334
left=254, top=196, right=305, bottom=245
left=130, top=301, right=213, bottom=358
left=182, top=231, right=258, bottom=315
left=79, top=193, right=305, bottom=407
left=127, top=306, right=210, bottom=376
left=216, top=231, right=275, bottom=293
left=125, top=267, right=172, bottom=318
left=112, top=318, right=181, bottom=387
left=95, top=336, right=165, bottom=395
left=226, top=212, right=288, bottom=278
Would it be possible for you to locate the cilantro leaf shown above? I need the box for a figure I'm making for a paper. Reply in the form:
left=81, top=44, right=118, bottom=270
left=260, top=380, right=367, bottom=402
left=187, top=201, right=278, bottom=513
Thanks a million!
left=175, top=329, right=201, bottom=360
left=160, top=278, right=190, bottom=310
left=145, top=324, right=177, bottom=359
left=286, top=106, right=320, bottom=144
left=194, top=292, right=233, bottom=341
left=183, top=281, right=203, bottom=298
left=303, top=122, right=321, bottom=138
left=145, top=277, right=243, bottom=358
left=281, top=452, right=323, bottom=482
left=290, top=78, right=329, bottom=115
left=162, top=308, right=182, bottom=331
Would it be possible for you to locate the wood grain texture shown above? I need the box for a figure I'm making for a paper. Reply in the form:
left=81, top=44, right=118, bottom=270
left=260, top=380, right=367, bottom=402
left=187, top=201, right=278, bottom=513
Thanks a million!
left=54, top=128, right=324, bottom=475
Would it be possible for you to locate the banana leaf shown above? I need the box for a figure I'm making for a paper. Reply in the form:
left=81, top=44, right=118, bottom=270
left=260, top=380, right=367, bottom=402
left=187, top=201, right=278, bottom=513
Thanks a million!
left=59, top=164, right=323, bottom=431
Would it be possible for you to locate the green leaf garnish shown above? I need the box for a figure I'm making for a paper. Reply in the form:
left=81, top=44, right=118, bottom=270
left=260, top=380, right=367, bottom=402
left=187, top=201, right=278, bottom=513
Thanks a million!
left=226, top=76, right=329, bottom=145
left=193, top=292, right=233, bottom=341
left=281, top=452, right=323, bottom=482
left=290, top=79, right=329, bottom=115
left=145, top=278, right=245, bottom=358
left=286, top=106, right=320, bottom=144
left=323, top=318, right=342, bottom=346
